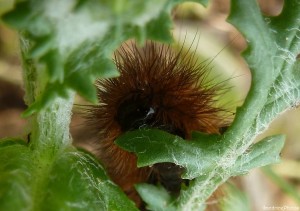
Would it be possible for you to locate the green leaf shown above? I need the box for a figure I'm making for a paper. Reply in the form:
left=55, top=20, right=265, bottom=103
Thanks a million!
left=30, top=35, right=55, bottom=58
left=232, top=135, right=285, bottom=176
left=66, top=72, right=98, bottom=103
left=0, top=140, right=32, bottom=210
left=116, top=129, right=284, bottom=180
left=42, top=150, right=138, bottom=211
left=2, top=1, right=34, bottom=29
left=0, top=139, right=138, bottom=211
left=226, top=0, right=300, bottom=145
left=1, top=0, right=181, bottom=114
left=141, top=12, right=173, bottom=43
left=115, top=128, right=221, bottom=180
left=41, top=49, right=64, bottom=83
left=135, top=184, right=175, bottom=211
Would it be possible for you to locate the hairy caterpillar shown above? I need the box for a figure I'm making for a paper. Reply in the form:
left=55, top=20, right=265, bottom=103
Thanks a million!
left=84, top=40, right=230, bottom=209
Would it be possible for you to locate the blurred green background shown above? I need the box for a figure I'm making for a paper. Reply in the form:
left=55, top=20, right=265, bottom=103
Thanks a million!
left=0, top=0, right=299, bottom=210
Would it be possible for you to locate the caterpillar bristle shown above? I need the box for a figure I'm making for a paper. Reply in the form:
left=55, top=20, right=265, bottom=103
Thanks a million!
left=84, top=40, right=230, bottom=208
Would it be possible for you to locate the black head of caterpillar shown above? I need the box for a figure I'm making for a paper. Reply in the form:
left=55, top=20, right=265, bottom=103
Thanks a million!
left=85, top=41, right=229, bottom=207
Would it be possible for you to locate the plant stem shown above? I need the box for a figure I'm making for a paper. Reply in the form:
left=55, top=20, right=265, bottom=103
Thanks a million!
left=19, top=33, right=75, bottom=210
left=20, top=34, right=74, bottom=152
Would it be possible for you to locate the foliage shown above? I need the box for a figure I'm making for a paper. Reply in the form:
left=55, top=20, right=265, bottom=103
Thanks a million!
left=0, top=0, right=299, bottom=210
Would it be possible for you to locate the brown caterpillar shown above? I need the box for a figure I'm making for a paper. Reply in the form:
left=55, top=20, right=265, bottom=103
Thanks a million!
left=85, top=40, right=229, bottom=209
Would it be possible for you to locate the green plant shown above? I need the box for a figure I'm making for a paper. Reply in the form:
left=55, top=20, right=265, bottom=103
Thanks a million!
left=0, top=0, right=299, bottom=210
